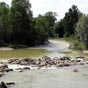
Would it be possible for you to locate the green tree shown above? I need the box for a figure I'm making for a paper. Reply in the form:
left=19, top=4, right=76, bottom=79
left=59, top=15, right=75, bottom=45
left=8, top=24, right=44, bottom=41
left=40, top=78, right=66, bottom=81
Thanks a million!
left=0, top=2, right=9, bottom=45
left=76, top=15, right=88, bottom=49
left=64, top=5, right=82, bottom=37
left=12, top=0, right=32, bottom=19
left=10, top=0, right=33, bottom=45
left=55, top=19, right=64, bottom=38
left=33, top=15, right=48, bottom=44
left=44, top=12, right=57, bottom=37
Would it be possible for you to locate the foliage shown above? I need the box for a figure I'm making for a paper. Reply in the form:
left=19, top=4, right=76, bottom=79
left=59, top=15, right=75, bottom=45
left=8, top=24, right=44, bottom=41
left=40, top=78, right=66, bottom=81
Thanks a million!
left=76, top=15, right=88, bottom=49
left=10, top=0, right=33, bottom=45
left=33, top=15, right=48, bottom=44
left=33, top=11, right=57, bottom=43
left=65, top=36, right=85, bottom=50
left=0, top=1, right=51, bottom=47
left=0, top=1, right=87, bottom=50
left=54, top=19, right=64, bottom=38
left=63, top=5, right=82, bottom=37
left=44, top=12, right=57, bottom=37
left=0, top=2, right=9, bottom=45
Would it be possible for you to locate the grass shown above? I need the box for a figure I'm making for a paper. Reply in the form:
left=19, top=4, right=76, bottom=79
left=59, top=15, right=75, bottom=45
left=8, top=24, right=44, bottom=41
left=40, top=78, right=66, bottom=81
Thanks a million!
left=0, top=49, right=47, bottom=59
left=59, top=37, right=88, bottom=59
left=63, top=50, right=88, bottom=59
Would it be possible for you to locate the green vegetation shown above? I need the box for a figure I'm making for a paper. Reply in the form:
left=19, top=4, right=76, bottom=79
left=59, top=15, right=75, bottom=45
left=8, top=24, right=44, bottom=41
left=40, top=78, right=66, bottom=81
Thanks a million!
left=76, top=15, right=88, bottom=49
left=0, top=0, right=57, bottom=47
left=64, top=36, right=85, bottom=50
left=55, top=5, right=82, bottom=38
left=0, top=49, right=46, bottom=59
left=0, top=0, right=88, bottom=60
left=55, top=5, right=88, bottom=50
left=63, top=50, right=88, bottom=59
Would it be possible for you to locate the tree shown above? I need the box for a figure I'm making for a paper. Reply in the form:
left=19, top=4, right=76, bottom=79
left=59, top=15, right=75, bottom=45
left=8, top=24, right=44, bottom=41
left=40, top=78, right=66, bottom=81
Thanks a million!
left=12, top=0, right=32, bottom=19
left=55, top=19, right=64, bottom=38
left=33, top=15, right=48, bottom=44
left=33, top=12, right=57, bottom=44
left=44, top=12, right=57, bottom=37
left=76, top=15, right=88, bottom=49
left=64, top=5, right=82, bottom=37
left=0, top=2, right=9, bottom=45
left=10, top=0, right=33, bottom=45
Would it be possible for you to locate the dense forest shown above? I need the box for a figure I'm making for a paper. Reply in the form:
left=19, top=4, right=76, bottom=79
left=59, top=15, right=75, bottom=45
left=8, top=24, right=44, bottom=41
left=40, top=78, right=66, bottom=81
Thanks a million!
left=0, top=0, right=88, bottom=49
left=0, top=0, right=57, bottom=47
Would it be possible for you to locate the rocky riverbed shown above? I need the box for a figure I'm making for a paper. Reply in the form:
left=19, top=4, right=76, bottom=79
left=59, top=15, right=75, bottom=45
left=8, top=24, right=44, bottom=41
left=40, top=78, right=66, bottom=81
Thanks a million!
left=0, top=62, right=88, bottom=88
left=0, top=56, right=87, bottom=73
left=0, top=40, right=88, bottom=88
left=0, top=56, right=88, bottom=88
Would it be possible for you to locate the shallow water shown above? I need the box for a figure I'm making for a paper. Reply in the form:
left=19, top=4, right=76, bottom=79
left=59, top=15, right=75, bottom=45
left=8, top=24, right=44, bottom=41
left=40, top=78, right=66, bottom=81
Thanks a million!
left=32, top=39, right=70, bottom=58
left=0, top=39, right=69, bottom=59
left=1, top=65, right=88, bottom=88
left=0, top=40, right=88, bottom=88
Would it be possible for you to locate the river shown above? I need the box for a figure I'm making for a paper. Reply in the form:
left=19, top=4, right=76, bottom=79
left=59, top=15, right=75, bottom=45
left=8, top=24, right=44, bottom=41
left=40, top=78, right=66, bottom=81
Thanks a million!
left=31, top=39, right=70, bottom=58
left=0, top=39, right=88, bottom=88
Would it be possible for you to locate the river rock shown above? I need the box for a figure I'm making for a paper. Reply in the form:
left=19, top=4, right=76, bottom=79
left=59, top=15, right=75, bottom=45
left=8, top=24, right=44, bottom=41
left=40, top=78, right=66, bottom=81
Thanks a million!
left=73, top=69, right=79, bottom=72
left=5, top=68, right=13, bottom=72
left=6, top=82, right=15, bottom=86
left=0, top=73, right=4, bottom=77
left=79, top=62, right=84, bottom=65
left=22, top=67, right=30, bottom=70
left=20, top=61, right=28, bottom=65
left=0, top=64, right=8, bottom=72
left=0, top=82, right=7, bottom=88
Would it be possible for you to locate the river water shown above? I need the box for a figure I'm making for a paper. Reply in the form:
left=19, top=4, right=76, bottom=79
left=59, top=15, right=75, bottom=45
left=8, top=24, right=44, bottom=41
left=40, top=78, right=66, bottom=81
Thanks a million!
left=31, top=39, right=70, bottom=58
left=0, top=40, right=88, bottom=88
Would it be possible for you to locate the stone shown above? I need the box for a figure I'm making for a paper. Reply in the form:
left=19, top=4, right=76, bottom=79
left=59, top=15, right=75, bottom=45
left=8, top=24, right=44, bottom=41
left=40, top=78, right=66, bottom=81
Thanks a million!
left=0, top=73, right=4, bottom=77
left=5, top=69, right=13, bottom=72
left=22, top=67, right=30, bottom=70
left=73, top=69, right=79, bottom=72
left=0, top=82, right=7, bottom=88
left=6, top=82, right=15, bottom=85
left=80, top=63, right=84, bottom=65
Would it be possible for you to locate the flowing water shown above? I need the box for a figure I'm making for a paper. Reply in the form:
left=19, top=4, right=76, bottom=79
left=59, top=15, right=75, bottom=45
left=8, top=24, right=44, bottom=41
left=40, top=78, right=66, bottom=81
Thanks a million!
left=0, top=39, right=69, bottom=59
left=0, top=40, right=88, bottom=88
left=32, top=39, right=70, bottom=58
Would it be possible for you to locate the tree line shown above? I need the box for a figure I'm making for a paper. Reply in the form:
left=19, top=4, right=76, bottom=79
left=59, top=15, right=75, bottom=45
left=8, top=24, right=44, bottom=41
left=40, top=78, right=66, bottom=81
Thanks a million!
left=0, top=0, right=57, bottom=47
left=0, top=0, right=88, bottom=49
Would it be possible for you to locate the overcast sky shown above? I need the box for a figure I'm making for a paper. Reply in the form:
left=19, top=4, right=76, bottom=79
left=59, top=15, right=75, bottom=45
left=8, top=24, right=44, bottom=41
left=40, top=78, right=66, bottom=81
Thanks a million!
left=0, top=0, right=88, bottom=20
